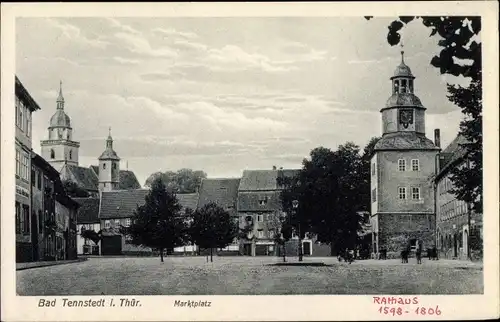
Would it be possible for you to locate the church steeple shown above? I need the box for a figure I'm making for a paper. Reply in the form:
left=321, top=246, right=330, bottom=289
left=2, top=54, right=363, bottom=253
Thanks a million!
left=98, top=128, right=120, bottom=193
left=57, top=80, right=65, bottom=110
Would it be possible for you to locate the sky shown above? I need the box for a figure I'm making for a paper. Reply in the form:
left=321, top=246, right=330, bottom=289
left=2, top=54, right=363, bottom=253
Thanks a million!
left=16, top=17, right=472, bottom=186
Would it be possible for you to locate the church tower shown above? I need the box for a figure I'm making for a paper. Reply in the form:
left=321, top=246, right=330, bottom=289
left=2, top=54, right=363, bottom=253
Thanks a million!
left=41, top=81, right=80, bottom=171
left=98, top=128, right=120, bottom=193
left=370, top=47, right=440, bottom=258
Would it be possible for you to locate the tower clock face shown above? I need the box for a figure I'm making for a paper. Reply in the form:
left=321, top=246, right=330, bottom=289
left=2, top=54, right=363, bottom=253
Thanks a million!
left=399, top=109, right=414, bottom=129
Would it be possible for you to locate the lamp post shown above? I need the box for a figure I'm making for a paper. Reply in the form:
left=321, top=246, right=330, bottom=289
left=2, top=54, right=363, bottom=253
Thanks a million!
left=279, top=213, right=286, bottom=262
left=292, top=200, right=302, bottom=262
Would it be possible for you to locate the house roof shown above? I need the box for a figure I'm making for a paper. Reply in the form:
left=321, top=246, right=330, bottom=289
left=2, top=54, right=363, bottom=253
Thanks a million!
left=197, top=178, right=240, bottom=216
left=435, top=134, right=469, bottom=181
left=15, top=76, right=41, bottom=111
left=99, top=189, right=199, bottom=219
left=238, top=169, right=300, bottom=191
left=89, top=166, right=141, bottom=190
left=119, top=170, right=141, bottom=190
left=374, top=131, right=439, bottom=151
left=60, top=164, right=99, bottom=192
left=73, top=197, right=100, bottom=224
left=237, top=191, right=282, bottom=212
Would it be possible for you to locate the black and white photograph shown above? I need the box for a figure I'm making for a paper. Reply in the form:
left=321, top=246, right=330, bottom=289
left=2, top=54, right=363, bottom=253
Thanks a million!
left=2, top=2, right=498, bottom=321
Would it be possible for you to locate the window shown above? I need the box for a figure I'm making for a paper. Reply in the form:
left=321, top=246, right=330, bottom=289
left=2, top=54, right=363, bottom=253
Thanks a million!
left=15, top=202, right=22, bottom=234
left=267, top=214, right=274, bottom=221
left=411, top=159, right=420, bottom=171
left=31, top=169, right=36, bottom=187
left=103, top=182, right=107, bottom=188
left=257, top=230, right=264, bottom=238
left=22, top=205, right=30, bottom=234
left=103, top=163, right=106, bottom=169
left=257, top=214, right=263, bottom=222
left=371, top=188, right=377, bottom=203
left=398, top=187, right=407, bottom=200
left=105, top=220, right=111, bottom=229
left=401, top=79, right=407, bottom=93
left=113, top=163, right=117, bottom=169
left=125, top=218, right=131, bottom=227
left=18, top=101, right=24, bottom=130
left=22, top=153, right=29, bottom=181
left=15, top=97, right=19, bottom=126
left=69, top=150, right=72, bottom=160
left=393, top=80, right=399, bottom=93
left=26, top=112, right=31, bottom=137
left=398, top=159, right=406, bottom=171
left=411, top=187, right=420, bottom=200
left=50, top=149, right=55, bottom=159
left=38, top=210, right=43, bottom=234
left=269, top=229, right=275, bottom=238
left=37, top=171, right=42, bottom=190
left=15, top=150, right=20, bottom=177
left=114, top=219, right=121, bottom=226
left=258, top=199, right=267, bottom=206
left=409, top=80, right=414, bottom=93
left=371, top=163, right=376, bottom=176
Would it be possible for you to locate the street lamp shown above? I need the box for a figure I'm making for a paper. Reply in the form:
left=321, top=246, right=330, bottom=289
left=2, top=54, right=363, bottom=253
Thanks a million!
left=292, top=199, right=302, bottom=262
left=279, top=212, right=287, bottom=262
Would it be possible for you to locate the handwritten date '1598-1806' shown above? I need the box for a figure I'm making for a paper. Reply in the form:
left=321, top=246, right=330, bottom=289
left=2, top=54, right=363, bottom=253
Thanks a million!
left=374, top=296, right=442, bottom=317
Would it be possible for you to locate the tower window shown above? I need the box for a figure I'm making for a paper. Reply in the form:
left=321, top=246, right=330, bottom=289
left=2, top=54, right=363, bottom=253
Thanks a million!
left=398, top=187, right=407, bottom=200
left=393, top=80, right=399, bottom=94
left=411, top=159, right=420, bottom=171
left=398, top=159, right=406, bottom=171
left=50, top=149, right=55, bottom=159
left=411, top=187, right=421, bottom=200
left=401, top=79, right=407, bottom=93
left=113, top=163, right=117, bottom=170
left=103, top=163, right=106, bottom=169
left=69, top=150, right=72, bottom=160
left=409, top=80, right=414, bottom=93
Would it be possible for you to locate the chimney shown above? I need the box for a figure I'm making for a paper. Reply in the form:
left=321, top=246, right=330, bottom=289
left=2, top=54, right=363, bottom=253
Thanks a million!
left=434, top=129, right=441, bottom=148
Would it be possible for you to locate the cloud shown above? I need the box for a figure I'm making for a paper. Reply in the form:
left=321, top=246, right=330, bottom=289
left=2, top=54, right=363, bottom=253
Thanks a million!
left=114, top=32, right=178, bottom=58
left=105, top=18, right=141, bottom=35
left=152, top=27, right=198, bottom=40
left=205, top=45, right=298, bottom=73
left=112, top=56, right=141, bottom=65
left=45, top=18, right=109, bottom=48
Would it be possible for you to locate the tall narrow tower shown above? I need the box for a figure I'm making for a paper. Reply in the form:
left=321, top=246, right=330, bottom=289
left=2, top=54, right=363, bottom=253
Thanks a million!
left=40, top=81, right=80, bottom=170
left=370, top=47, right=440, bottom=258
left=98, top=127, right=120, bottom=193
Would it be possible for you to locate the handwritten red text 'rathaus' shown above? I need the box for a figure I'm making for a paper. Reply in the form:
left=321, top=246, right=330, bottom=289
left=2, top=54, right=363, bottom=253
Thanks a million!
left=373, top=296, right=419, bottom=305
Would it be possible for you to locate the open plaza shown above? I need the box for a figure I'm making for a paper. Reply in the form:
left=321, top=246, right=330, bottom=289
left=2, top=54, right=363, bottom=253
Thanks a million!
left=17, top=256, right=483, bottom=296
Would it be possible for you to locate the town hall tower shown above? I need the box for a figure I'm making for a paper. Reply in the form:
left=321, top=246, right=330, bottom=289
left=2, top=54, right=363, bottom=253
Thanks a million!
left=370, top=49, right=440, bottom=258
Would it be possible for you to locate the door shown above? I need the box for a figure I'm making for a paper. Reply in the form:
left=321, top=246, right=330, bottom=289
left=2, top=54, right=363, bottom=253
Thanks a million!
left=303, top=242, right=311, bottom=256
left=31, top=211, right=39, bottom=261
left=101, top=235, right=122, bottom=255
left=243, top=244, right=252, bottom=256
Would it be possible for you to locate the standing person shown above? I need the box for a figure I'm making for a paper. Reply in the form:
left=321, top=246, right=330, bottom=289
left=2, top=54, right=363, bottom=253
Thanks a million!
left=416, top=241, right=422, bottom=264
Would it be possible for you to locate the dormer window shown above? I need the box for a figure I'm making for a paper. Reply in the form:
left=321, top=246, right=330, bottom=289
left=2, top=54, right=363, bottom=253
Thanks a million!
left=258, top=197, right=268, bottom=206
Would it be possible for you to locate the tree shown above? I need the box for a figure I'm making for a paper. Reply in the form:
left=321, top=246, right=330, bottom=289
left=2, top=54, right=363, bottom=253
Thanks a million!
left=121, top=177, right=188, bottom=262
left=365, top=16, right=482, bottom=213
left=270, top=215, right=293, bottom=262
left=279, top=144, right=365, bottom=256
left=62, top=180, right=89, bottom=198
left=144, top=169, right=207, bottom=193
left=360, top=137, right=381, bottom=212
left=81, top=229, right=101, bottom=245
left=188, top=202, right=237, bottom=262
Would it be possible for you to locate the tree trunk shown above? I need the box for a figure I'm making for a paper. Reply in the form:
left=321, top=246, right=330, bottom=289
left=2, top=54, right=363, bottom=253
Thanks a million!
left=210, top=247, right=213, bottom=262
left=330, top=240, right=335, bottom=256
left=283, top=243, right=286, bottom=262
left=160, top=248, right=164, bottom=262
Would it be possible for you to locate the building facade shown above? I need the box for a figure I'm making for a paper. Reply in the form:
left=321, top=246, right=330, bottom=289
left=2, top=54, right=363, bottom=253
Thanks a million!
left=370, top=51, right=440, bottom=258
left=197, top=178, right=241, bottom=253
left=40, top=81, right=80, bottom=171
left=31, top=153, right=79, bottom=261
left=74, top=198, right=101, bottom=255
left=15, top=76, right=41, bottom=263
left=98, top=189, right=199, bottom=255
left=435, top=134, right=483, bottom=260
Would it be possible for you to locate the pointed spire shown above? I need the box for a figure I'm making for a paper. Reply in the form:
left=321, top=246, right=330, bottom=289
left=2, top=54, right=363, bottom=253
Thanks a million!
left=56, top=80, right=65, bottom=109
left=400, top=39, right=405, bottom=64
left=106, top=127, right=113, bottom=148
